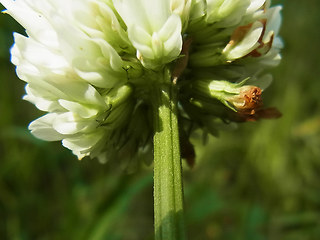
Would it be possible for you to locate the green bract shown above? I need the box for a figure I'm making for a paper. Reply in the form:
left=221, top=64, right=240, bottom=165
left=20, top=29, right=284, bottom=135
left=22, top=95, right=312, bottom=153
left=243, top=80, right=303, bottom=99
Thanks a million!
left=0, top=0, right=282, bottom=163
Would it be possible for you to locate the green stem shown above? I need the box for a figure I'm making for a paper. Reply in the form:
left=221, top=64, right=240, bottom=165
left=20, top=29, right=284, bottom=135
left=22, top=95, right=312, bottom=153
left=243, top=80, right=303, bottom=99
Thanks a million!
left=153, top=72, right=186, bottom=240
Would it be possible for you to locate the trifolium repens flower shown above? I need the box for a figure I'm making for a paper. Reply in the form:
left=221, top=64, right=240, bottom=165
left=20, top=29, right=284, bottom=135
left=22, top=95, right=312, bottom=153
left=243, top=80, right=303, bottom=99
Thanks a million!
left=1, top=0, right=283, bottom=164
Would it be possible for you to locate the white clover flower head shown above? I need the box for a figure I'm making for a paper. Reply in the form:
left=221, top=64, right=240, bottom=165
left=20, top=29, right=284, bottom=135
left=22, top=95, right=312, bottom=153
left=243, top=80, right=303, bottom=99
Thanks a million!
left=1, top=0, right=283, bottom=163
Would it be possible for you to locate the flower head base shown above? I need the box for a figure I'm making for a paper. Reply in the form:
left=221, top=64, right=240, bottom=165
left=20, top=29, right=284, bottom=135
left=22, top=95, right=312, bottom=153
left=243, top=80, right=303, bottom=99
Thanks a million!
left=1, top=0, right=283, bottom=163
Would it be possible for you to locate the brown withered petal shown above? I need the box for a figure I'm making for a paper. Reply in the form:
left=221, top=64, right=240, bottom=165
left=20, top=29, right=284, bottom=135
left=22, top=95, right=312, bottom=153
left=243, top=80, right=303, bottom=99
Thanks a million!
left=238, top=86, right=262, bottom=110
left=227, top=19, right=265, bottom=48
left=229, top=107, right=282, bottom=122
left=228, top=22, right=254, bottom=47
left=245, top=18, right=273, bottom=57
left=247, top=33, right=274, bottom=57
left=180, top=129, right=196, bottom=168
left=172, top=37, right=193, bottom=84
left=228, top=18, right=274, bottom=58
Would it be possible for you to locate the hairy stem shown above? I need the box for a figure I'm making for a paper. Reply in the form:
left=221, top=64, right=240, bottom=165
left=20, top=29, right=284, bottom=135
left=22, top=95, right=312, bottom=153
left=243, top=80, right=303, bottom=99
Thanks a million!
left=153, top=71, right=186, bottom=240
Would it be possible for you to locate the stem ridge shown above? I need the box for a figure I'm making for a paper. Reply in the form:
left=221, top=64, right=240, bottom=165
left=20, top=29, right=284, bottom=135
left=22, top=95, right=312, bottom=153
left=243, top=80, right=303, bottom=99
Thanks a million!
left=153, top=76, right=186, bottom=240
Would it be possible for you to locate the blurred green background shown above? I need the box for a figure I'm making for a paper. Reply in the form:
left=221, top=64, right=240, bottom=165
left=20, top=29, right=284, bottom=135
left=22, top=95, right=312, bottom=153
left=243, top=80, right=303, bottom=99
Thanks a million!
left=1, top=0, right=320, bottom=239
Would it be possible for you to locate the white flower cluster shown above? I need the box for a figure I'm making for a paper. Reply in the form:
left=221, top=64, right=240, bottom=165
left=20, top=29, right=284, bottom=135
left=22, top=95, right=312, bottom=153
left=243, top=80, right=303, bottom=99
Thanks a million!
left=1, top=0, right=282, bottom=162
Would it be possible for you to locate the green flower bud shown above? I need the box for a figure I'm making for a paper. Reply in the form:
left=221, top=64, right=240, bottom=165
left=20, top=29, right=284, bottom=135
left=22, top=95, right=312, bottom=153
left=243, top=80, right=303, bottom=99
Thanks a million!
left=191, top=78, right=262, bottom=112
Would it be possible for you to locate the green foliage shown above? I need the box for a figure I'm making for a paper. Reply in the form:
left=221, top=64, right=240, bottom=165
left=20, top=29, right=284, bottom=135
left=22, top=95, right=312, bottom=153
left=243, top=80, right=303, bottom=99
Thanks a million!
left=1, top=0, right=320, bottom=239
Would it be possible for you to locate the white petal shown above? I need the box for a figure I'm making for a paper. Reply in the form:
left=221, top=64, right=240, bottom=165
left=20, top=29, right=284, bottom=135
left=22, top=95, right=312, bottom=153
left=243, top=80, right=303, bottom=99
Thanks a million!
left=1, top=0, right=59, bottom=49
left=12, top=33, right=69, bottom=70
left=52, top=112, right=97, bottom=135
left=113, top=0, right=171, bottom=32
left=62, top=129, right=106, bottom=154
left=189, top=0, right=206, bottom=20
left=45, top=14, right=125, bottom=88
left=114, top=0, right=182, bottom=68
left=28, top=113, right=64, bottom=141
left=265, top=6, right=282, bottom=37
left=206, top=0, right=250, bottom=26
left=246, top=0, right=266, bottom=14
left=159, top=14, right=183, bottom=58
left=24, top=85, right=63, bottom=112
left=58, top=100, right=100, bottom=119
left=128, top=25, right=153, bottom=58
left=170, top=0, right=187, bottom=15
left=224, top=21, right=263, bottom=60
